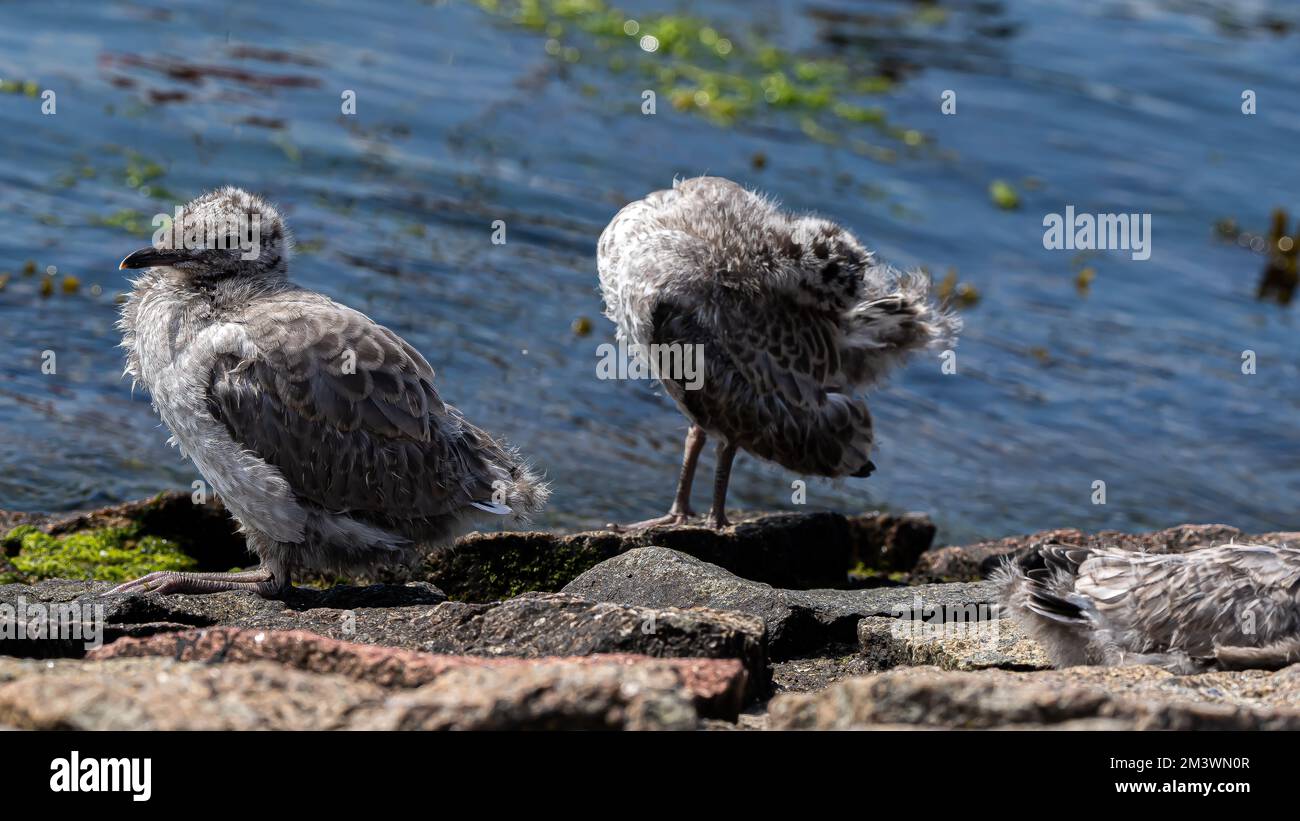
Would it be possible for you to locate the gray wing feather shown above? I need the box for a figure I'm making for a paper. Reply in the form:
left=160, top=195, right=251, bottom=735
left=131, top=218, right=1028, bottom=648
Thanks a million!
left=650, top=296, right=874, bottom=477
left=206, top=292, right=494, bottom=520
left=1077, top=546, right=1300, bottom=658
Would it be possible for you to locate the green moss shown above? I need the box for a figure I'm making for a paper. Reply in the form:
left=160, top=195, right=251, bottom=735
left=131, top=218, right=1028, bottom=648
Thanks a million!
left=848, top=563, right=910, bottom=584
left=463, top=545, right=605, bottom=601
left=1, top=524, right=197, bottom=583
left=421, top=534, right=620, bottom=602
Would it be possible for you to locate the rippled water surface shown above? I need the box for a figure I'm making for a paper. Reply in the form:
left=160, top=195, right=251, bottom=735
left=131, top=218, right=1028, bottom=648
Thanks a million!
left=1, top=0, right=1297, bottom=544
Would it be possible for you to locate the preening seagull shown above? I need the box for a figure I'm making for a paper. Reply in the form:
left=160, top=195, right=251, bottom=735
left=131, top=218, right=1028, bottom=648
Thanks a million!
left=114, top=187, right=548, bottom=596
left=596, top=176, right=959, bottom=529
left=996, top=542, right=1300, bottom=673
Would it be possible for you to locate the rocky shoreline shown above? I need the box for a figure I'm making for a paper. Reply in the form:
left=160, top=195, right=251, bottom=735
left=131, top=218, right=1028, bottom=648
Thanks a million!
left=2, top=493, right=1298, bottom=730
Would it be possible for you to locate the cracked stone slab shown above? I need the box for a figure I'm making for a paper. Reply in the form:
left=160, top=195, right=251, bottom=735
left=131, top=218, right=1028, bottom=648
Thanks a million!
left=563, top=546, right=998, bottom=657
left=1, top=581, right=767, bottom=697
left=767, top=664, right=1300, bottom=730
left=88, top=627, right=749, bottom=720
left=350, top=659, right=700, bottom=730
left=857, top=615, right=1051, bottom=671
left=0, top=654, right=705, bottom=730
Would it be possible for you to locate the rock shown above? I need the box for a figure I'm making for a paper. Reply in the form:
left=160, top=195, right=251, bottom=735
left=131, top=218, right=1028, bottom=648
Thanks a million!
left=0, top=579, right=449, bottom=658
left=4, top=494, right=934, bottom=596
left=88, top=627, right=749, bottom=720
left=0, top=656, right=383, bottom=730
left=415, top=529, right=629, bottom=602
left=0, top=581, right=767, bottom=697
left=768, top=664, right=1300, bottom=730
left=0, top=613, right=191, bottom=659
left=409, top=593, right=767, bottom=697
left=770, top=653, right=882, bottom=693
left=418, top=510, right=933, bottom=599
left=857, top=616, right=1051, bottom=671
left=913, top=527, right=1086, bottom=581
left=352, top=659, right=699, bottom=730
left=562, top=546, right=998, bottom=658
left=847, top=511, right=936, bottom=572
left=2, top=491, right=251, bottom=572
left=914, top=523, right=1263, bottom=582
left=0, top=655, right=703, bottom=730
left=0, top=577, right=244, bottom=658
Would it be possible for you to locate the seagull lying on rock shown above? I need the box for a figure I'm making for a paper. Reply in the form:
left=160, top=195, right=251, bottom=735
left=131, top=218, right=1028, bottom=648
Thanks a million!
left=596, top=176, right=959, bottom=530
left=996, top=542, right=1300, bottom=673
left=113, top=187, right=547, bottom=596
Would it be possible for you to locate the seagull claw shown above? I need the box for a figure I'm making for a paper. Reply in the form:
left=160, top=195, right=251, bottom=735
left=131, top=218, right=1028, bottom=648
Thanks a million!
left=606, top=512, right=696, bottom=533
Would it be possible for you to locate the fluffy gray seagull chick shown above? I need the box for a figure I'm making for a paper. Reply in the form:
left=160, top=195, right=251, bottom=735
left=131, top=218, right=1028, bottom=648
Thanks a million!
left=113, top=187, right=548, bottom=596
left=597, top=176, right=959, bottom=529
left=996, top=542, right=1300, bottom=673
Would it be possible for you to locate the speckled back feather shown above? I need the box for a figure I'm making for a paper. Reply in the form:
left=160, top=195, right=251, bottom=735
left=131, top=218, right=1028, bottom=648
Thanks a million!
left=597, top=176, right=959, bottom=476
left=995, top=542, right=1300, bottom=673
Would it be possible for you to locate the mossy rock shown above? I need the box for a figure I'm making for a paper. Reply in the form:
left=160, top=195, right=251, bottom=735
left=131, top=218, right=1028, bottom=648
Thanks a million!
left=41, top=490, right=251, bottom=571
left=413, top=511, right=931, bottom=602
left=416, top=531, right=627, bottom=602
left=0, top=523, right=197, bottom=584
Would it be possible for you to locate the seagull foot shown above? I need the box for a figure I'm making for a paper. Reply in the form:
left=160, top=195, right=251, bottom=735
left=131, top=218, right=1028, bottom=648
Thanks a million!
left=108, top=566, right=284, bottom=597
left=606, top=511, right=696, bottom=533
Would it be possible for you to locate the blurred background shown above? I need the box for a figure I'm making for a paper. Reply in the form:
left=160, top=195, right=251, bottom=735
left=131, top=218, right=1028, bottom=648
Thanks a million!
left=0, top=0, right=1297, bottom=545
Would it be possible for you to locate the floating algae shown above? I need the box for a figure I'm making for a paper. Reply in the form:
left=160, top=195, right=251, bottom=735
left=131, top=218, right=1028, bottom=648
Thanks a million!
left=1222, top=208, right=1300, bottom=306
left=988, top=179, right=1020, bottom=210
left=0, top=78, right=40, bottom=97
left=571, top=315, right=593, bottom=336
left=1075, top=266, right=1096, bottom=294
left=935, top=268, right=980, bottom=309
left=93, top=208, right=154, bottom=236
left=472, top=0, right=918, bottom=143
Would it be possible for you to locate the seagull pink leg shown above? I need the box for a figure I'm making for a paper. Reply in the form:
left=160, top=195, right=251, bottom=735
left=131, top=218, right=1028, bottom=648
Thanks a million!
left=611, top=425, right=706, bottom=531
left=706, top=441, right=737, bottom=530
left=109, top=565, right=285, bottom=597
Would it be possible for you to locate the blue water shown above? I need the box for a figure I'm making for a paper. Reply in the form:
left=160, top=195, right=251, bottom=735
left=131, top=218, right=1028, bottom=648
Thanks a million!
left=0, top=0, right=1297, bottom=545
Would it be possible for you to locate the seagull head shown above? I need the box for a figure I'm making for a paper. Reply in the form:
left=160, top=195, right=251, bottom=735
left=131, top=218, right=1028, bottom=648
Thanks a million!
left=119, top=186, right=291, bottom=283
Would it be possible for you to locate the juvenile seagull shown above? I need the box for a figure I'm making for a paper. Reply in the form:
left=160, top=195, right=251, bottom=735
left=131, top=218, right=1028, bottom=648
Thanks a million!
left=997, top=542, right=1300, bottom=673
left=113, top=187, right=547, bottom=596
left=597, top=176, right=959, bottom=529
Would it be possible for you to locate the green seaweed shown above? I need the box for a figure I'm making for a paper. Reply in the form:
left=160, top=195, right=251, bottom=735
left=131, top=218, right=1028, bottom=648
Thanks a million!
left=0, top=79, right=40, bottom=97
left=112, top=152, right=178, bottom=200
left=988, top=179, right=1020, bottom=210
left=124, top=154, right=164, bottom=188
left=934, top=267, right=980, bottom=309
left=94, top=208, right=154, bottom=236
left=472, top=0, right=915, bottom=140
left=1, top=524, right=197, bottom=584
left=1258, top=208, right=1298, bottom=305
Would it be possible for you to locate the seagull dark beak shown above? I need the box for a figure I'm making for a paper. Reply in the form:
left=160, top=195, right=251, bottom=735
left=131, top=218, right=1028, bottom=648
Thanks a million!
left=119, top=247, right=189, bottom=270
